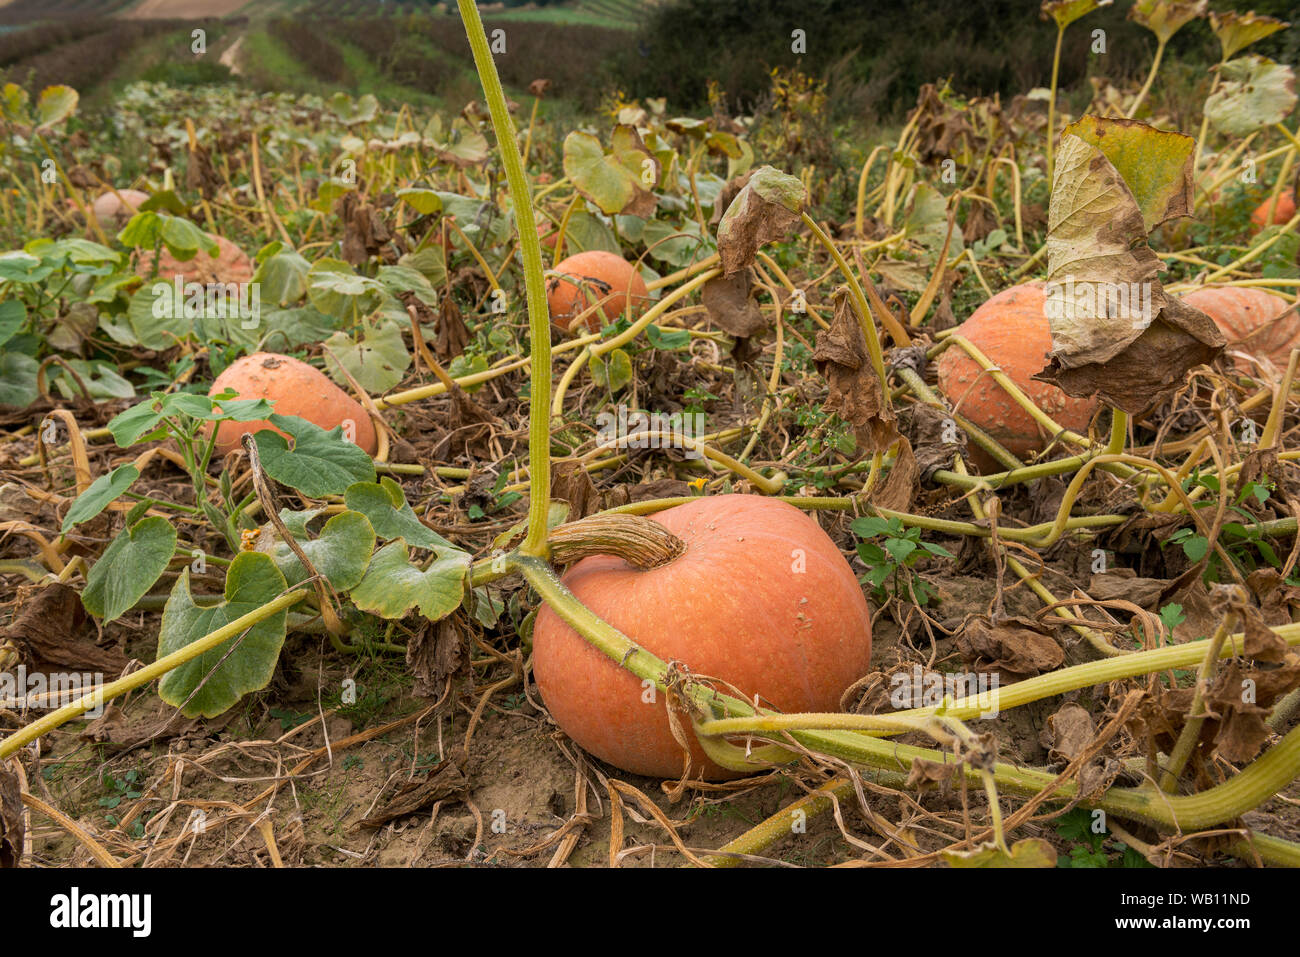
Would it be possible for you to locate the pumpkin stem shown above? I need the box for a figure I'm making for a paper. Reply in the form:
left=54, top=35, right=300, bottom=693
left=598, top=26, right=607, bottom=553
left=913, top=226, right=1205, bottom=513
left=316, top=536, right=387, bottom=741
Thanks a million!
left=546, top=514, right=686, bottom=569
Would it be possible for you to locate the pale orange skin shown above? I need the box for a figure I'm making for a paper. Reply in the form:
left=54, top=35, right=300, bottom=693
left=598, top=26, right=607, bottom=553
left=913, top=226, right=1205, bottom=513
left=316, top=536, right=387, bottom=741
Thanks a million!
left=1251, top=189, right=1296, bottom=231
left=532, top=495, right=873, bottom=779
left=546, top=250, right=648, bottom=332
left=135, top=234, right=255, bottom=286
left=1181, top=286, right=1298, bottom=374
left=208, top=352, right=377, bottom=457
left=937, top=283, right=1100, bottom=472
left=90, top=189, right=149, bottom=225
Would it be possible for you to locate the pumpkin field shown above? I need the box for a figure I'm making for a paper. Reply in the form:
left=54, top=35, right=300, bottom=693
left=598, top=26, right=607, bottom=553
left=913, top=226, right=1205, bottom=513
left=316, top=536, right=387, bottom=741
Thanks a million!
left=3, top=0, right=1300, bottom=875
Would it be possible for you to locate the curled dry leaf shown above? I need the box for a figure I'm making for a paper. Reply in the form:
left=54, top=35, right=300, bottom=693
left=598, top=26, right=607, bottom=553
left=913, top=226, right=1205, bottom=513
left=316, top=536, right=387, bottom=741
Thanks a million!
left=957, top=615, right=1065, bottom=676
left=813, top=289, right=898, bottom=455
left=1209, top=10, right=1290, bottom=61
left=1035, top=120, right=1223, bottom=413
left=701, top=269, right=767, bottom=338
left=1042, top=702, right=1096, bottom=764
left=716, top=164, right=806, bottom=277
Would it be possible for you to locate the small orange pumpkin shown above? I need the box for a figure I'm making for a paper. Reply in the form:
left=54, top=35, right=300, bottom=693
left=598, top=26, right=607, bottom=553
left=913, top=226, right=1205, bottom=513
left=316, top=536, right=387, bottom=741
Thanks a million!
left=546, top=250, right=648, bottom=332
left=936, top=283, right=1100, bottom=471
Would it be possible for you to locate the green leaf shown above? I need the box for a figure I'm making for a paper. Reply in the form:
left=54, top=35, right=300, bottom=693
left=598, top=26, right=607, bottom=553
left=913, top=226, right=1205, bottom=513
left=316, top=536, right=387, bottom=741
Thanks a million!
left=62, top=464, right=140, bottom=533
left=0, top=299, right=25, bottom=349
left=34, top=84, right=78, bottom=130
left=0, top=351, right=38, bottom=407
left=561, top=210, right=622, bottom=255
left=349, top=540, right=469, bottom=621
left=1041, top=0, right=1110, bottom=30
left=850, top=516, right=893, bottom=539
left=1205, top=57, right=1297, bottom=138
left=82, top=516, right=176, bottom=622
left=562, top=125, right=659, bottom=217
left=267, top=510, right=375, bottom=590
left=645, top=324, right=690, bottom=350
left=108, top=392, right=274, bottom=447
left=157, top=552, right=290, bottom=718
left=345, top=478, right=456, bottom=550
left=254, top=413, right=376, bottom=497
left=252, top=247, right=312, bottom=306
left=329, top=91, right=379, bottom=125
left=884, top=538, right=918, bottom=563
left=593, top=348, right=633, bottom=392
left=320, top=320, right=410, bottom=393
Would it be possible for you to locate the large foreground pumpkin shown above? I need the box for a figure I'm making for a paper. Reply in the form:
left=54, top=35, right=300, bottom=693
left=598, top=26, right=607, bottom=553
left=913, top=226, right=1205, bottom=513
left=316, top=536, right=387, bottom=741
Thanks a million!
left=936, top=283, right=1100, bottom=471
left=208, top=352, right=377, bottom=457
left=1180, top=286, right=1299, bottom=374
left=532, top=495, right=872, bottom=779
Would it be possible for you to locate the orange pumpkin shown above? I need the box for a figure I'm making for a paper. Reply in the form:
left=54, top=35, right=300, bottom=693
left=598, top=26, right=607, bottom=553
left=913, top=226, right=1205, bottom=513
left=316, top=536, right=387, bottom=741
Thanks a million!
left=1181, top=285, right=1299, bottom=374
left=135, top=234, right=254, bottom=286
left=532, top=494, right=873, bottom=779
left=936, top=283, right=1100, bottom=471
left=546, top=250, right=648, bottom=332
left=90, top=188, right=149, bottom=226
left=1251, top=189, right=1296, bottom=231
left=208, top=352, right=377, bottom=457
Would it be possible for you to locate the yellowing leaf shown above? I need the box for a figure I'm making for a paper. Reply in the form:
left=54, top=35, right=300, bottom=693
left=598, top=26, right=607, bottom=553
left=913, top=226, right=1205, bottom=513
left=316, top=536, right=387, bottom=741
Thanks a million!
left=1128, top=0, right=1206, bottom=44
left=563, top=125, right=659, bottom=218
left=943, top=838, right=1057, bottom=868
left=1061, top=116, right=1193, bottom=232
left=1209, top=10, right=1290, bottom=61
left=1205, top=57, right=1297, bottom=137
left=1041, top=0, right=1111, bottom=29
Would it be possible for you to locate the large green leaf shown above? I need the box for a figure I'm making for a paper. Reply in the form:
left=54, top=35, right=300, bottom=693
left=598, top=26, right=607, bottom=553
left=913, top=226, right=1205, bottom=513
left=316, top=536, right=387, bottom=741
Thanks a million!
left=563, top=126, right=659, bottom=218
left=157, top=552, right=290, bottom=718
left=254, top=413, right=376, bottom=497
left=320, top=319, right=410, bottom=393
left=0, top=299, right=25, bottom=349
left=349, top=540, right=469, bottom=621
left=0, top=351, right=37, bottom=407
left=82, top=516, right=176, bottom=622
left=108, top=392, right=273, bottom=447
left=1205, top=57, right=1297, bottom=137
left=1061, top=116, right=1194, bottom=232
left=267, top=509, right=375, bottom=590
left=345, top=477, right=457, bottom=550
left=253, top=247, right=312, bottom=307
left=62, top=464, right=140, bottom=533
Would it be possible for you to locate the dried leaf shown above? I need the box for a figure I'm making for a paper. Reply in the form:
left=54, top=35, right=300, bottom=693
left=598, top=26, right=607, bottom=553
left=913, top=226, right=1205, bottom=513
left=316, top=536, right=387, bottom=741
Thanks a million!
left=716, top=165, right=805, bottom=277
left=0, top=762, right=21, bottom=868
left=406, top=615, right=468, bottom=700
left=358, top=748, right=469, bottom=828
left=957, top=616, right=1065, bottom=676
left=1043, top=703, right=1096, bottom=764
left=0, top=582, right=125, bottom=675
left=943, top=837, right=1056, bottom=868
left=813, top=289, right=898, bottom=454
left=701, top=270, right=767, bottom=338
left=1128, top=0, right=1207, bottom=44
left=1036, top=127, right=1223, bottom=413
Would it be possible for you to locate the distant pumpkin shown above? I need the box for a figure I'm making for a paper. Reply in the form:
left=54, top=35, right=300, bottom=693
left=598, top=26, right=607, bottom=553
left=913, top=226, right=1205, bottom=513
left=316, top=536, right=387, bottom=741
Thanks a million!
left=1250, top=189, right=1296, bottom=232
left=208, top=352, right=377, bottom=457
left=135, top=234, right=254, bottom=286
left=1181, top=285, right=1299, bottom=375
left=546, top=250, right=648, bottom=332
